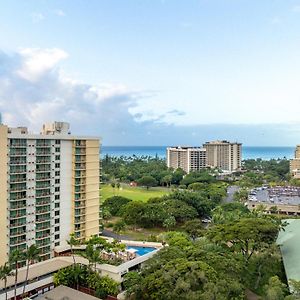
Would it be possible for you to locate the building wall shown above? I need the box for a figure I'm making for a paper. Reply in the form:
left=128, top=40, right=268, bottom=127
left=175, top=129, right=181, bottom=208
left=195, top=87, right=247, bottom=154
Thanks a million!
left=59, top=140, right=73, bottom=248
left=0, top=125, right=8, bottom=265
left=85, top=139, right=100, bottom=238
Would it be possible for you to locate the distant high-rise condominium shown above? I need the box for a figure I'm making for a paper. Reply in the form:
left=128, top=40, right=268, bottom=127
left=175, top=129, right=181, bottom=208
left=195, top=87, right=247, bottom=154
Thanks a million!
left=166, top=141, right=242, bottom=173
left=203, top=140, right=242, bottom=172
left=0, top=122, right=101, bottom=265
left=166, top=147, right=206, bottom=173
left=290, top=145, right=300, bottom=178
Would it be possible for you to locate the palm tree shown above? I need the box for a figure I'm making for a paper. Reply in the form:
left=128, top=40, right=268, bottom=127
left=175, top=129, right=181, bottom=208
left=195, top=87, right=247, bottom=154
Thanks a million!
left=67, top=233, right=80, bottom=265
left=9, top=249, right=24, bottom=300
left=22, top=245, right=41, bottom=296
left=0, top=262, right=14, bottom=300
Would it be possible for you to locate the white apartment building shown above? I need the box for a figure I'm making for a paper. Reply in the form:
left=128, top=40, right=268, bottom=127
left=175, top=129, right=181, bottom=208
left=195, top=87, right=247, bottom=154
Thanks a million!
left=166, top=147, right=206, bottom=173
left=203, top=140, right=242, bottom=172
left=0, top=122, right=101, bottom=266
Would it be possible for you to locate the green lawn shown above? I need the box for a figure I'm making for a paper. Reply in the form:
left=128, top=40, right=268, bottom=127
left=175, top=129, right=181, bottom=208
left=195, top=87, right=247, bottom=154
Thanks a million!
left=101, top=183, right=169, bottom=202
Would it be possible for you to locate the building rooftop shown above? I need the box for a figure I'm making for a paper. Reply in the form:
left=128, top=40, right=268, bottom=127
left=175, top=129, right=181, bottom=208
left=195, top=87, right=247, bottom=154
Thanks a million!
left=36, top=285, right=100, bottom=300
left=277, top=219, right=300, bottom=291
left=204, top=140, right=241, bottom=145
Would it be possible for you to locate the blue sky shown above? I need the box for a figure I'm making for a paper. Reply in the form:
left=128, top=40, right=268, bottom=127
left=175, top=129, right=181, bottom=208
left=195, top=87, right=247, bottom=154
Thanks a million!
left=1, top=0, right=300, bottom=145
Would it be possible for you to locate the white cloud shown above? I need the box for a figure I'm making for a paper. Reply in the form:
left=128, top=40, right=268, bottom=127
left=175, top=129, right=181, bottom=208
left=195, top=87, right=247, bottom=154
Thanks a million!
left=16, top=48, right=68, bottom=82
left=31, top=12, right=45, bottom=23
left=0, top=48, right=142, bottom=141
left=54, top=9, right=66, bottom=17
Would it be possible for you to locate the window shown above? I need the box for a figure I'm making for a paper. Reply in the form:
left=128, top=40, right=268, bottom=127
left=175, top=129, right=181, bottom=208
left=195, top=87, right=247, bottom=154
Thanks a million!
left=55, top=140, right=61, bottom=145
left=55, top=203, right=60, bottom=208
left=55, top=179, right=60, bottom=184
left=55, top=218, right=59, bottom=224
left=55, top=226, right=59, bottom=232
left=55, top=242, right=59, bottom=246
left=55, top=234, right=60, bottom=240
left=55, top=211, right=59, bottom=216
left=55, top=187, right=60, bottom=192
left=55, top=147, right=60, bottom=152
left=55, top=155, right=60, bottom=160
left=55, top=171, right=60, bottom=176
left=55, top=163, right=60, bottom=168
left=55, top=195, right=60, bottom=200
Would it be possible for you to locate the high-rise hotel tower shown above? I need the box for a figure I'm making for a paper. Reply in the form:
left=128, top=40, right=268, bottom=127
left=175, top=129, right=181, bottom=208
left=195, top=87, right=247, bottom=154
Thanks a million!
left=0, top=122, right=101, bottom=265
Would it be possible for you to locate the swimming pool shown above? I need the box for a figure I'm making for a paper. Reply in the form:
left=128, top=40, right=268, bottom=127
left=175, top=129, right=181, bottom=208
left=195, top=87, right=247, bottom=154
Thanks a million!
left=126, top=246, right=157, bottom=256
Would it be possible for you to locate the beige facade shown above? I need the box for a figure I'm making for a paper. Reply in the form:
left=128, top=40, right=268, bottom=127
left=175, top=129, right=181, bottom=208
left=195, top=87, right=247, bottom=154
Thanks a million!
left=203, top=140, right=242, bottom=172
left=166, top=147, right=206, bottom=173
left=0, top=122, right=101, bottom=265
left=290, top=145, right=300, bottom=178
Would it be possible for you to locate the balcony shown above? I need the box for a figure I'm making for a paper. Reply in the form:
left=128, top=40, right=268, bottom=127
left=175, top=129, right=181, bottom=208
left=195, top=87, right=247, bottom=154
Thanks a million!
left=74, top=172, right=86, bottom=178
left=10, top=236, right=26, bottom=246
left=75, top=179, right=86, bottom=185
left=10, top=159, right=26, bottom=165
left=10, top=228, right=26, bottom=237
left=36, top=199, right=51, bottom=206
left=36, top=166, right=51, bottom=173
left=10, top=167, right=26, bottom=174
left=10, top=184, right=27, bottom=192
left=75, top=149, right=86, bottom=155
left=36, top=214, right=50, bottom=223
left=74, top=209, right=86, bottom=216
left=10, top=218, right=26, bottom=228
left=36, top=183, right=51, bottom=190
left=10, top=202, right=26, bottom=210
left=36, top=207, right=51, bottom=215
left=36, top=222, right=51, bottom=231
left=36, top=232, right=51, bottom=240
left=36, top=158, right=51, bottom=164
left=75, top=201, right=85, bottom=209
left=75, top=163, right=86, bottom=170
left=9, top=176, right=26, bottom=183
left=36, top=191, right=51, bottom=198
left=10, top=142, right=27, bottom=148
left=74, top=217, right=85, bottom=224
left=10, top=150, right=27, bottom=156
left=10, top=210, right=27, bottom=219
left=36, top=240, right=51, bottom=247
left=36, top=173, right=51, bottom=180
left=36, top=149, right=51, bottom=155
left=75, top=141, right=86, bottom=147
left=36, top=141, right=51, bottom=148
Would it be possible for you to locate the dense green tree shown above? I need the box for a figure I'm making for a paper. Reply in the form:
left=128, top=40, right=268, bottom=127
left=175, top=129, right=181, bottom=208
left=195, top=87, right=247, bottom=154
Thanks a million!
left=207, top=217, right=279, bottom=262
left=182, top=219, right=203, bottom=240
left=137, top=175, right=158, bottom=189
left=103, top=196, right=132, bottom=216
left=263, top=276, right=288, bottom=300
left=113, top=220, right=126, bottom=233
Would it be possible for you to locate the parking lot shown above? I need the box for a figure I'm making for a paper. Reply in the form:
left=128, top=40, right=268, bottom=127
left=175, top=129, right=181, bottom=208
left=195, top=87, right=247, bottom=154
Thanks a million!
left=249, top=186, right=300, bottom=206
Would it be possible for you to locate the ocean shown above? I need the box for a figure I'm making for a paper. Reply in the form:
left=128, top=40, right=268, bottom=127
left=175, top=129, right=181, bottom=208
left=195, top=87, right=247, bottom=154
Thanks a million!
left=101, top=146, right=295, bottom=160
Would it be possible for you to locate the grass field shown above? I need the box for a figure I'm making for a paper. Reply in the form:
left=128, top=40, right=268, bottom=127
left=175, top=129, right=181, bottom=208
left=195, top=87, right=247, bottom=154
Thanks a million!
left=101, top=183, right=169, bottom=202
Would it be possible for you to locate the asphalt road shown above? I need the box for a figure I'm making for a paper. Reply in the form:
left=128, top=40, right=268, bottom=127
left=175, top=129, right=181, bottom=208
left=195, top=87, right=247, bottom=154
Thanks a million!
left=224, top=185, right=240, bottom=203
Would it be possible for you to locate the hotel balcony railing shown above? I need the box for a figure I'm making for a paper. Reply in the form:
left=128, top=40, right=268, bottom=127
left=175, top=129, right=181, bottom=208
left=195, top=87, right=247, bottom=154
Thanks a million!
left=74, top=172, right=86, bottom=178
left=10, top=142, right=27, bottom=148
left=75, top=201, right=86, bottom=209
left=75, top=149, right=86, bottom=155
left=74, top=217, right=85, bottom=224
left=10, top=244, right=26, bottom=253
left=36, top=150, right=51, bottom=155
left=36, top=214, right=50, bottom=223
left=75, top=179, right=86, bottom=185
left=10, top=168, right=26, bottom=174
left=10, top=202, right=26, bottom=210
left=36, top=166, right=51, bottom=172
left=75, top=141, right=86, bottom=147
left=9, top=151, right=27, bottom=156
left=10, top=228, right=26, bottom=237
left=36, top=223, right=51, bottom=231
left=9, top=176, right=26, bottom=183
left=75, top=157, right=86, bottom=163
left=36, top=174, right=51, bottom=181
left=36, top=159, right=51, bottom=164
left=36, top=191, right=51, bottom=198
left=36, top=208, right=51, bottom=215
left=10, top=185, right=27, bottom=192
left=75, top=164, right=86, bottom=170
left=10, top=160, right=27, bottom=165
left=36, top=141, right=51, bottom=147
left=74, top=209, right=86, bottom=216
left=36, top=183, right=51, bottom=189
left=36, top=240, right=51, bottom=247
left=75, top=187, right=86, bottom=193
left=36, top=233, right=51, bottom=240
left=10, top=237, right=26, bottom=246
left=10, top=218, right=26, bottom=228
left=39, top=248, right=51, bottom=255
left=36, top=199, right=51, bottom=206
left=10, top=210, right=27, bottom=219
